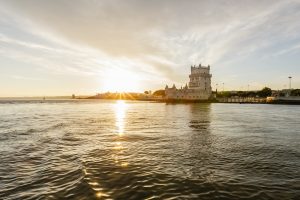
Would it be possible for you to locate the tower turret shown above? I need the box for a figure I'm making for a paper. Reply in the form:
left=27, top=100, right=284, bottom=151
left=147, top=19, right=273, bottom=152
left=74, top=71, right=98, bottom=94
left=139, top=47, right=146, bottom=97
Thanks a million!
left=184, top=83, right=188, bottom=89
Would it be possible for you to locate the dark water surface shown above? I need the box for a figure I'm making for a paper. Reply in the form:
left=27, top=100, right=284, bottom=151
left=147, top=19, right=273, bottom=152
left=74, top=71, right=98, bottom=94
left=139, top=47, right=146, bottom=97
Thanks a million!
left=0, top=100, right=299, bottom=199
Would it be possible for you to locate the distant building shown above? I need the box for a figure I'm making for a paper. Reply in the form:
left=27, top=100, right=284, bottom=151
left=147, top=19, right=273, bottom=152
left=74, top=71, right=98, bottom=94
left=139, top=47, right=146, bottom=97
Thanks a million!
left=165, top=64, right=212, bottom=100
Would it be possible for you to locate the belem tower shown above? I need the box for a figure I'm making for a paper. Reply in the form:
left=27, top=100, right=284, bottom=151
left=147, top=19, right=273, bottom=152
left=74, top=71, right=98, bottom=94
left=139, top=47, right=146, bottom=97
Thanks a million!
left=165, top=64, right=212, bottom=100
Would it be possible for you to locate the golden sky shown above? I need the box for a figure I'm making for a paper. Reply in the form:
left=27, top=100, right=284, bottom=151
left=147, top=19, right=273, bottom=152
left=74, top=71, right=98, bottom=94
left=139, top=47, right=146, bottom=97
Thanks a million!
left=0, top=0, right=300, bottom=96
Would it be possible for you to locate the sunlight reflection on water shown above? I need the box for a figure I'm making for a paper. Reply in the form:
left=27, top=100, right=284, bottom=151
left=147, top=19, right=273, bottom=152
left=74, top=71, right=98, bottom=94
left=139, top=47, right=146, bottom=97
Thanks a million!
left=113, top=100, right=129, bottom=169
left=0, top=100, right=299, bottom=199
left=114, top=100, right=127, bottom=136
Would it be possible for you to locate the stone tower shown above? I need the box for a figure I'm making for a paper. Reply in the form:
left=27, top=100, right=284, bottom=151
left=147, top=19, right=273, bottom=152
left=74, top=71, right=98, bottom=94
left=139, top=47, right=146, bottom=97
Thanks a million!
left=164, top=63, right=212, bottom=100
left=188, top=64, right=212, bottom=93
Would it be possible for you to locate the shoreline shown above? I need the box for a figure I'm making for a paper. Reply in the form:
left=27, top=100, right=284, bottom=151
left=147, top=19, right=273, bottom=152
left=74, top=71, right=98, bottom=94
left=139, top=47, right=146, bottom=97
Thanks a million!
left=1, top=97, right=299, bottom=105
left=83, top=97, right=300, bottom=105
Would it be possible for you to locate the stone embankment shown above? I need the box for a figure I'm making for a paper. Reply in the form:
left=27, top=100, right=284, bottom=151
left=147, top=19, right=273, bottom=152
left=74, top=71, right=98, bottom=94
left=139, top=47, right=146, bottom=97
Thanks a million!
left=217, top=97, right=266, bottom=103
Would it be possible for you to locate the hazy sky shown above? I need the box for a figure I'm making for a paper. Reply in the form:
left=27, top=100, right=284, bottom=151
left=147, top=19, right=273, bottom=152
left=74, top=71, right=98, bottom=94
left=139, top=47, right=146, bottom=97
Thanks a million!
left=0, top=0, right=300, bottom=96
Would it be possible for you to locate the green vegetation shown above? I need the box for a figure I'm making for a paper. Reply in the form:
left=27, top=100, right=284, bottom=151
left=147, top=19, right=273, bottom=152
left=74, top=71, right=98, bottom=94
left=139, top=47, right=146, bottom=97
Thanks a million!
left=153, top=90, right=165, bottom=97
left=291, top=89, right=300, bottom=96
left=257, top=87, right=272, bottom=97
left=216, top=87, right=272, bottom=98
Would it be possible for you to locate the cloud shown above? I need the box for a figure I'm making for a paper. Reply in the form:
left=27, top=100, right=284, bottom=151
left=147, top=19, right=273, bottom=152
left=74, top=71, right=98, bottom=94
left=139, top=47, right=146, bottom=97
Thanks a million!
left=271, top=43, right=300, bottom=57
left=11, top=75, right=44, bottom=81
left=3, top=0, right=293, bottom=60
left=0, top=0, right=300, bottom=91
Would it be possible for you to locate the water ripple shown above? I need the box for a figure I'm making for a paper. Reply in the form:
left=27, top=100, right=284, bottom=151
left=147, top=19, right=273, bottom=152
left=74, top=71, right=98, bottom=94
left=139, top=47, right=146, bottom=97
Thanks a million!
left=0, top=100, right=299, bottom=199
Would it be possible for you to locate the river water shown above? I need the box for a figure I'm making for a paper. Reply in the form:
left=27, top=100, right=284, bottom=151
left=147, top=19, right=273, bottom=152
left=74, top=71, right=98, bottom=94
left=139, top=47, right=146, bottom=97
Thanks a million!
left=0, top=100, right=299, bottom=199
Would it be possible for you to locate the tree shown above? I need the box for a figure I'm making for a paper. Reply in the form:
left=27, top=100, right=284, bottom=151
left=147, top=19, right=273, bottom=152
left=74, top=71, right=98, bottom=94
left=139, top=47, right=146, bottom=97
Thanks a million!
left=247, top=91, right=257, bottom=97
left=258, top=87, right=272, bottom=97
left=217, top=91, right=231, bottom=98
left=237, top=91, right=248, bottom=97
left=153, top=89, right=165, bottom=97
left=291, top=89, right=300, bottom=96
left=144, top=91, right=149, bottom=94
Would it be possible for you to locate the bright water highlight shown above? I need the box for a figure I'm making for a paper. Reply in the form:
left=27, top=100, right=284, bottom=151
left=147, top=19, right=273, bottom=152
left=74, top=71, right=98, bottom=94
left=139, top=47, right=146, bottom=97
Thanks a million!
left=0, top=100, right=299, bottom=199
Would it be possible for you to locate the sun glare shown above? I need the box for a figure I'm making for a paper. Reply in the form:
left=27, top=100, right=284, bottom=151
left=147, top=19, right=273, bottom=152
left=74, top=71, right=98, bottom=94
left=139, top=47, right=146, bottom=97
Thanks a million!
left=102, top=69, right=140, bottom=92
left=115, top=100, right=127, bottom=135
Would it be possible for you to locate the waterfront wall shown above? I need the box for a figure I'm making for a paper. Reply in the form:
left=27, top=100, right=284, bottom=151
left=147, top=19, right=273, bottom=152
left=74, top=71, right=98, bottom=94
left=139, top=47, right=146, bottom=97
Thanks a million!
left=217, top=97, right=266, bottom=103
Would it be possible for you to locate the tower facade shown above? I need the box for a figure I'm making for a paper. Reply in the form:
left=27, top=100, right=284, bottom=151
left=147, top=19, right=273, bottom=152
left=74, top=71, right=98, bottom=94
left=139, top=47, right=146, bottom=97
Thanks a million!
left=165, top=64, right=212, bottom=100
left=189, top=64, right=212, bottom=92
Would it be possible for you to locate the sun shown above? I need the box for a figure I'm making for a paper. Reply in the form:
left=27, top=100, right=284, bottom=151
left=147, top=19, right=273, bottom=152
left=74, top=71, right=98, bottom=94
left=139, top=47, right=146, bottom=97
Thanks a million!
left=102, top=69, right=140, bottom=92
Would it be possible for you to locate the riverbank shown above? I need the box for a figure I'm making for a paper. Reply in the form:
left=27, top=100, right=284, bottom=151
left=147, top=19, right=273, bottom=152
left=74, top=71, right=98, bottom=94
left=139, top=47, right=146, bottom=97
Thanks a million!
left=83, top=94, right=300, bottom=105
left=86, top=97, right=300, bottom=105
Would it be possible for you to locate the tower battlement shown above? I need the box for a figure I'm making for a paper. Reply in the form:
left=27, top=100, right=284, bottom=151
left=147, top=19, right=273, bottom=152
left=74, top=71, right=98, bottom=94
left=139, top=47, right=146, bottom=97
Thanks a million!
left=191, top=63, right=210, bottom=69
left=191, top=64, right=210, bottom=75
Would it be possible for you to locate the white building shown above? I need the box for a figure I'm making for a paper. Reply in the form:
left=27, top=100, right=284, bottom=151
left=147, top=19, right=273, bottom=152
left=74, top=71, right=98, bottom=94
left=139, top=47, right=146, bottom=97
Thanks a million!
left=165, top=64, right=212, bottom=100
